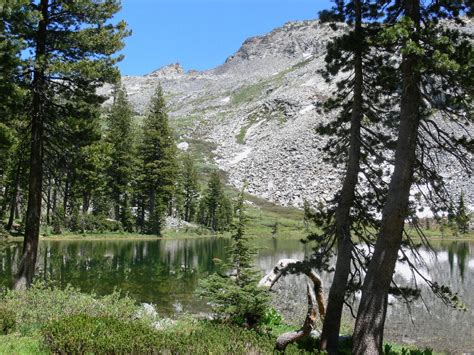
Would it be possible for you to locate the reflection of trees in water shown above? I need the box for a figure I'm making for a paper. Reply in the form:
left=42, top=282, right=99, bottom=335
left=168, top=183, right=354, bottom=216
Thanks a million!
left=0, top=239, right=232, bottom=313
left=1, top=239, right=472, bottom=350
left=447, top=242, right=470, bottom=280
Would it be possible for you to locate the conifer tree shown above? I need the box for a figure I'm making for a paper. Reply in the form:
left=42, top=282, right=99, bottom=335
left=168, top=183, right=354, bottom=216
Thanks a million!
left=456, top=192, right=470, bottom=235
left=106, top=84, right=136, bottom=231
left=199, top=187, right=270, bottom=328
left=307, top=1, right=398, bottom=351
left=197, top=171, right=232, bottom=232
left=353, top=2, right=473, bottom=352
left=179, top=153, right=200, bottom=222
left=138, top=85, right=178, bottom=235
left=9, top=0, right=129, bottom=289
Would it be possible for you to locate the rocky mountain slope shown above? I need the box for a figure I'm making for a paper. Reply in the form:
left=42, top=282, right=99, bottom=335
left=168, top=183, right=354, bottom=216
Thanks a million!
left=101, top=19, right=473, bottom=209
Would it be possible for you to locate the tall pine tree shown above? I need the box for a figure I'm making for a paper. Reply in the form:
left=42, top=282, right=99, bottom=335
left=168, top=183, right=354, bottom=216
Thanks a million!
left=138, top=85, right=178, bottom=235
left=106, top=84, right=136, bottom=232
left=353, top=2, right=472, bottom=353
left=10, top=0, right=129, bottom=289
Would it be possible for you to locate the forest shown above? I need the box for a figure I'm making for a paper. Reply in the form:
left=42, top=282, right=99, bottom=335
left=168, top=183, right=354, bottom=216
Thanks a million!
left=0, top=0, right=473, bottom=354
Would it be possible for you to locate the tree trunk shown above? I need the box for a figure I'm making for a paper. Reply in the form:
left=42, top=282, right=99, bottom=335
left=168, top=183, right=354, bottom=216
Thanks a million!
left=46, top=176, right=52, bottom=225
left=63, top=174, right=69, bottom=213
left=6, top=160, right=22, bottom=231
left=13, top=0, right=49, bottom=290
left=320, top=2, right=363, bottom=353
left=352, top=1, right=421, bottom=353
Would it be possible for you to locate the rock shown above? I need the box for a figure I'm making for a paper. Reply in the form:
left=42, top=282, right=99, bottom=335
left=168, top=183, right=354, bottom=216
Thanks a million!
left=98, top=19, right=473, bottom=209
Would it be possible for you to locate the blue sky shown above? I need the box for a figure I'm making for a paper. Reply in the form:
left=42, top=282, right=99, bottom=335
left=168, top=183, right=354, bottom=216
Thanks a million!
left=117, top=0, right=333, bottom=76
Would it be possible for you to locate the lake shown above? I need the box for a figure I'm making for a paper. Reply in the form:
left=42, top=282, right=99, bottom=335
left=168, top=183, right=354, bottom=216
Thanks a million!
left=0, top=237, right=472, bottom=353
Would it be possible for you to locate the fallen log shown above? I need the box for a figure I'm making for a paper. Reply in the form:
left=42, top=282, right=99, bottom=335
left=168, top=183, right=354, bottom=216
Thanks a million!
left=259, top=258, right=325, bottom=351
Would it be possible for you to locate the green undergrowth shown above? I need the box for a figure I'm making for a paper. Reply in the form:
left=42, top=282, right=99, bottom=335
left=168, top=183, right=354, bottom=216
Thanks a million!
left=0, top=285, right=438, bottom=355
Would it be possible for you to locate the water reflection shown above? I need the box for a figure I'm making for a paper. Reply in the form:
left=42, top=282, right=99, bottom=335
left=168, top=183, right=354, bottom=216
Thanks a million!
left=0, top=238, right=472, bottom=353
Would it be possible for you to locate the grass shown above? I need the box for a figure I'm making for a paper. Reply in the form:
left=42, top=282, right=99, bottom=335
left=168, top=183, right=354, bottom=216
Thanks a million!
left=231, top=80, right=269, bottom=105
left=0, top=335, right=47, bottom=355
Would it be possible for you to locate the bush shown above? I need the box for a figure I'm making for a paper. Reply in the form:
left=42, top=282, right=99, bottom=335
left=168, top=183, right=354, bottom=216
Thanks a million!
left=0, top=282, right=153, bottom=335
left=0, top=307, right=16, bottom=335
left=42, top=314, right=160, bottom=354
left=42, top=316, right=279, bottom=354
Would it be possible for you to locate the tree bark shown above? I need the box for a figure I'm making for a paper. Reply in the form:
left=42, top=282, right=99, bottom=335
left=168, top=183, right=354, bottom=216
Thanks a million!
left=6, top=160, right=22, bottom=231
left=13, top=0, right=49, bottom=290
left=352, top=1, right=421, bottom=353
left=320, top=1, right=363, bottom=353
left=46, top=176, right=52, bottom=225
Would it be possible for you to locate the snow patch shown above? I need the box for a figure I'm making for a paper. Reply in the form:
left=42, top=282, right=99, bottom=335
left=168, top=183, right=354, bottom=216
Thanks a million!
left=221, top=96, right=230, bottom=104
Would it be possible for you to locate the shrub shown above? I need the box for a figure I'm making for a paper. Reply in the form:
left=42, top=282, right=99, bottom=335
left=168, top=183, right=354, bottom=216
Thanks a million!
left=42, top=314, right=160, bottom=354
left=42, top=316, right=279, bottom=354
left=0, top=282, right=154, bottom=335
left=0, top=306, right=16, bottom=335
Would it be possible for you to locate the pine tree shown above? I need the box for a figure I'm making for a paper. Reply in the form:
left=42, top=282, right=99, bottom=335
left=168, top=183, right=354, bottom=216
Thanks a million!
left=199, top=187, right=270, bottom=328
left=138, top=85, right=178, bottom=235
left=305, top=1, right=398, bottom=351
left=456, top=192, right=470, bottom=235
left=10, top=0, right=129, bottom=289
left=106, top=84, right=136, bottom=232
left=179, top=153, right=200, bottom=222
left=353, top=2, right=473, bottom=352
left=197, top=171, right=232, bottom=232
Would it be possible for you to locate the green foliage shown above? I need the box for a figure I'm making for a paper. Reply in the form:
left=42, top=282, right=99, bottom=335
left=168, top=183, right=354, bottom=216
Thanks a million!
left=42, top=314, right=160, bottom=354
left=106, top=84, right=137, bottom=232
left=262, top=307, right=284, bottom=328
left=138, top=85, right=178, bottom=235
left=197, top=171, right=233, bottom=232
left=231, top=81, right=268, bottom=104
left=456, top=192, right=470, bottom=234
left=42, top=317, right=281, bottom=354
left=178, top=153, right=200, bottom=222
left=0, top=306, right=16, bottom=335
left=199, top=187, right=270, bottom=328
left=51, top=208, right=65, bottom=235
left=0, top=335, right=47, bottom=355
left=384, top=343, right=433, bottom=355
left=0, top=282, right=148, bottom=335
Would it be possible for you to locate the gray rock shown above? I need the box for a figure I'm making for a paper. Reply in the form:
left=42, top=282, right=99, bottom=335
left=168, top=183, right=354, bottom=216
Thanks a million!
left=99, top=19, right=473, bottom=209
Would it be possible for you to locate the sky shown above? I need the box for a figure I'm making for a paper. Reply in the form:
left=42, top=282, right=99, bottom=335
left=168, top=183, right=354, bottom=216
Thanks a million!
left=117, top=0, right=333, bottom=76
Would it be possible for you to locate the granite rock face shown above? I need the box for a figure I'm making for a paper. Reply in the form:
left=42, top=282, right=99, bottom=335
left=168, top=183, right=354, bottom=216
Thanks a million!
left=100, top=19, right=473, bottom=209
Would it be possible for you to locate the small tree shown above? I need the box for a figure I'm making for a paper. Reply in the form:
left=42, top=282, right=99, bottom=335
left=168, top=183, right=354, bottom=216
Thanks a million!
left=199, top=187, right=270, bottom=328
left=456, top=192, right=470, bottom=235
left=197, top=171, right=232, bottom=232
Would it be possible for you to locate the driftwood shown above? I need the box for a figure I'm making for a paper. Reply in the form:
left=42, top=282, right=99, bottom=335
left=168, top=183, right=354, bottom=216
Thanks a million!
left=259, top=259, right=326, bottom=351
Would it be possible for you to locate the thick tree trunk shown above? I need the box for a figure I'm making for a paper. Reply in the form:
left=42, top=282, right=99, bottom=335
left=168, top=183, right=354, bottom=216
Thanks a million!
left=13, top=0, right=49, bottom=290
left=320, top=1, right=363, bottom=353
left=352, top=1, right=421, bottom=353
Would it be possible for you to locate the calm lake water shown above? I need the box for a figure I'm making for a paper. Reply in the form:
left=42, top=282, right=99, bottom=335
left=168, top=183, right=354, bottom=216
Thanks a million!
left=0, top=237, right=472, bottom=353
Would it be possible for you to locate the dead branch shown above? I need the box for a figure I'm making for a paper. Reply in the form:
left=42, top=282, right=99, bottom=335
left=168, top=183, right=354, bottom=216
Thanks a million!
left=259, top=258, right=326, bottom=351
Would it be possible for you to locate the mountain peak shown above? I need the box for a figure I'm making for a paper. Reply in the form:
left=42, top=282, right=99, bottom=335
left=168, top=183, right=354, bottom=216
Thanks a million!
left=148, top=63, right=184, bottom=78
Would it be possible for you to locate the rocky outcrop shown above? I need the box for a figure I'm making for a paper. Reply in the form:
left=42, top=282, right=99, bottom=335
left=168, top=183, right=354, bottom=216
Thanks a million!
left=100, top=19, right=473, bottom=209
